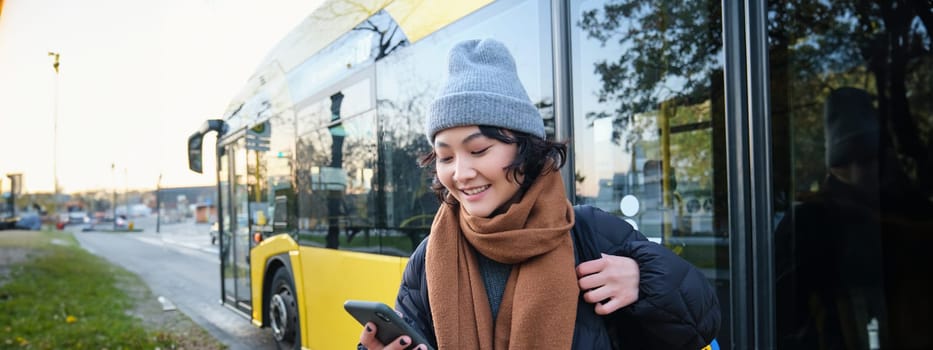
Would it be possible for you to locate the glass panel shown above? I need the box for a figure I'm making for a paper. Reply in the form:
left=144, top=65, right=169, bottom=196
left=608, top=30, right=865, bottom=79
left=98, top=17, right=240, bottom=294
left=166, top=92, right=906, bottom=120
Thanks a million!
left=297, top=78, right=375, bottom=136
left=268, top=111, right=297, bottom=236
left=770, top=1, right=933, bottom=348
left=376, top=0, right=553, bottom=255
left=295, top=93, right=328, bottom=245
left=570, top=0, right=729, bottom=347
left=248, top=122, right=272, bottom=242
left=296, top=90, right=379, bottom=252
left=287, top=10, right=403, bottom=107
left=233, top=139, right=252, bottom=308
left=266, top=0, right=392, bottom=75
left=220, top=140, right=252, bottom=310
left=219, top=148, right=234, bottom=304
left=245, top=114, right=297, bottom=241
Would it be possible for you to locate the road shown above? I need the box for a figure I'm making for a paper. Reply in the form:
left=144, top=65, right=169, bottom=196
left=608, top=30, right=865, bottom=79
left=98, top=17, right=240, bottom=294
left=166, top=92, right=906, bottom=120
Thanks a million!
left=70, top=216, right=276, bottom=350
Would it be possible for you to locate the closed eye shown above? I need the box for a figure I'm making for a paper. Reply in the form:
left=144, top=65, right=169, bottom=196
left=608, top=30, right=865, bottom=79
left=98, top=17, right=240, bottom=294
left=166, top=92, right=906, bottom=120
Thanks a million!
left=471, top=146, right=492, bottom=155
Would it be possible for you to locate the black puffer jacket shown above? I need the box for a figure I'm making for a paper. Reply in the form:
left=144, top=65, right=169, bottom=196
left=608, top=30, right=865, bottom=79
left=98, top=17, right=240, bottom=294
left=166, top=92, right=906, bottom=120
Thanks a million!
left=395, top=205, right=721, bottom=349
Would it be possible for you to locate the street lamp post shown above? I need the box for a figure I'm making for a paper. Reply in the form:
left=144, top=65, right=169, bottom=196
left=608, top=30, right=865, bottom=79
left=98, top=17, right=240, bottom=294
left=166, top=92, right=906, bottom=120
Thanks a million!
left=6, top=173, right=22, bottom=218
left=124, top=167, right=129, bottom=229
left=48, top=52, right=60, bottom=212
left=156, top=174, right=162, bottom=233
left=111, top=163, right=117, bottom=231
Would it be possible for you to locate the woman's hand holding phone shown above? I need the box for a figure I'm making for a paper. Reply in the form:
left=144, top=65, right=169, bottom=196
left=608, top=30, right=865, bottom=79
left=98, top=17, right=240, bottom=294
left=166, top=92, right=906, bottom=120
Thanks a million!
left=345, top=300, right=433, bottom=350
left=359, top=321, right=428, bottom=350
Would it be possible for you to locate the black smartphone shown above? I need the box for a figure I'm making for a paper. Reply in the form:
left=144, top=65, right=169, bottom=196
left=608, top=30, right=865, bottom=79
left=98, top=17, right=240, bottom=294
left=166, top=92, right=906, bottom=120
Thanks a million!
left=343, top=300, right=434, bottom=350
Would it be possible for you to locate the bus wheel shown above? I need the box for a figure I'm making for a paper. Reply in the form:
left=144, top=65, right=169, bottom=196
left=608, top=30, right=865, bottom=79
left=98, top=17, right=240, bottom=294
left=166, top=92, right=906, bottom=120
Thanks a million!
left=269, top=268, right=300, bottom=349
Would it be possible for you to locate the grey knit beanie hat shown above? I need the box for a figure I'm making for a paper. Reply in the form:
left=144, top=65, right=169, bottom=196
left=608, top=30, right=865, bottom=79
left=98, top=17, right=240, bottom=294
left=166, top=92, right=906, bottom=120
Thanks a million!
left=823, top=87, right=880, bottom=167
left=425, top=39, right=545, bottom=143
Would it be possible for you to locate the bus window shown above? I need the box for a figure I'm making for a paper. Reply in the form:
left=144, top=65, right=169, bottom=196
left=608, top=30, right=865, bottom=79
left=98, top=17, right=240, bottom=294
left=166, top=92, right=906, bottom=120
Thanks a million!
left=267, top=111, right=297, bottom=237
left=296, top=96, right=378, bottom=252
left=287, top=10, right=400, bottom=109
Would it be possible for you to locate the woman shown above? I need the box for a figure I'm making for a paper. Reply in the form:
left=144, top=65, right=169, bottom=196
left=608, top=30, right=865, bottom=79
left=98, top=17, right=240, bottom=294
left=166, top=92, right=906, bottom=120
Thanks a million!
left=360, top=39, right=720, bottom=349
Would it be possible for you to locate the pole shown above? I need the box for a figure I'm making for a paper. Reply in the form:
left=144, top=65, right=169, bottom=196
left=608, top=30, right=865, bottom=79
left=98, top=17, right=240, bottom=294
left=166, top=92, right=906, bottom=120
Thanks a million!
left=156, top=174, right=162, bottom=233
left=112, top=163, right=117, bottom=230
left=124, top=167, right=129, bottom=228
left=660, top=99, right=672, bottom=248
left=48, top=52, right=60, bottom=212
left=6, top=174, right=21, bottom=217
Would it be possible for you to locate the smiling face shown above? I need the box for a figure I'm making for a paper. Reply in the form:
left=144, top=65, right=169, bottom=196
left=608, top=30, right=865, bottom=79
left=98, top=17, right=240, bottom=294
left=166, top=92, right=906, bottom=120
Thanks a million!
left=434, top=125, right=521, bottom=218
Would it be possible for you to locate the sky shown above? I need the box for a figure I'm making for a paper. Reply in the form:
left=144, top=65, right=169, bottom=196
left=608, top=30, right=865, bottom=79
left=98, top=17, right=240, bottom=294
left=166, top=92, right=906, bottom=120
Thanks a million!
left=0, top=0, right=323, bottom=194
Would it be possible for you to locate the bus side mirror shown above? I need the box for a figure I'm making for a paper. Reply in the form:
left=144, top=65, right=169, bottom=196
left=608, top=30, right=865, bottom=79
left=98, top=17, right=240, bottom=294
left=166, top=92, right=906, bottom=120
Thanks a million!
left=188, top=119, right=228, bottom=174
left=188, top=132, right=204, bottom=173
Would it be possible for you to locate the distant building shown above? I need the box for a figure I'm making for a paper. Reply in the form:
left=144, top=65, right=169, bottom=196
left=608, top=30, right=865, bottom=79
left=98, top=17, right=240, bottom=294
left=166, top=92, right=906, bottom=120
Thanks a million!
left=156, top=186, right=216, bottom=222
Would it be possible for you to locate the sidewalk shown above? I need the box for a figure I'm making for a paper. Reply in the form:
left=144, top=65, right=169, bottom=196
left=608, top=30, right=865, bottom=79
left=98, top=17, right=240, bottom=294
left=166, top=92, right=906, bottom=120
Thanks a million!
left=85, top=215, right=219, bottom=255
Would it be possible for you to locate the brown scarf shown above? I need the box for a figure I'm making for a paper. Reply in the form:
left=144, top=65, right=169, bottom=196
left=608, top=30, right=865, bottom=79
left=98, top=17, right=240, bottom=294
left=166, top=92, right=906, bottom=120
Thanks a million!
left=426, top=170, right=577, bottom=349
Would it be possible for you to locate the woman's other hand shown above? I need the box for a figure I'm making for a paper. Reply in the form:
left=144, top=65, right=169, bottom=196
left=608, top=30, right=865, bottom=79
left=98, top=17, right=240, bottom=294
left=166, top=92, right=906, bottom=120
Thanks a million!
left=358, top=322, right=428, bottom=350
left=576, top=253, right=640, bottom=315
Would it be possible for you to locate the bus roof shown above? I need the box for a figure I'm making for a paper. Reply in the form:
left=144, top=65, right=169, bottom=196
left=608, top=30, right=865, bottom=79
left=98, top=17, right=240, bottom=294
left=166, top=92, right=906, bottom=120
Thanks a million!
left=258, top=0, right=492, bottom=75
left=219, top=0, right=493, bottom=130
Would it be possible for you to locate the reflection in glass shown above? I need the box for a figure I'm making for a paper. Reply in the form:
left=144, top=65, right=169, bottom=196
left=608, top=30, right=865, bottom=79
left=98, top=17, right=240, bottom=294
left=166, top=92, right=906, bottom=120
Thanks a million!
left=266, top=111, right=297, bottom=236
left=233, top=139, right=252, bottom=307
left=287, top=10, right=405, bottom=106
left=620, top=194, right=639, bottom=217
left=570, top=0, right=729, bottom=346
left=771, top=1, right=933, bottom=348
left=297, top=101, right=378, bottom=251
left=219, top=149, right=234, bottom=303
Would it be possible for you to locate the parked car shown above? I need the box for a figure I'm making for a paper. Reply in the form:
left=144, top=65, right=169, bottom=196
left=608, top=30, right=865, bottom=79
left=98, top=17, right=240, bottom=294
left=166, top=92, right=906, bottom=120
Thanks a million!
left=0, top=215, right=17, bottom=230
left=14, top=212, right=42, bottom=230
left=115, top=215, right=128, bottom=228
left=67, top=211, right=90, bottom=225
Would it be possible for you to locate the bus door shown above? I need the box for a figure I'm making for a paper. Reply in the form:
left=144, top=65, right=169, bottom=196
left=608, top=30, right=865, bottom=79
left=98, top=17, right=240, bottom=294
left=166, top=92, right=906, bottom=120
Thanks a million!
left=219, top=136, right=253, bottom=315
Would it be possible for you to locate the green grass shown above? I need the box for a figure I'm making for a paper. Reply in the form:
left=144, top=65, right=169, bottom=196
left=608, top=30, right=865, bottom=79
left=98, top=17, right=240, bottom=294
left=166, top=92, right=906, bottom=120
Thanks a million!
left=0, top=230, right=197, bottom=349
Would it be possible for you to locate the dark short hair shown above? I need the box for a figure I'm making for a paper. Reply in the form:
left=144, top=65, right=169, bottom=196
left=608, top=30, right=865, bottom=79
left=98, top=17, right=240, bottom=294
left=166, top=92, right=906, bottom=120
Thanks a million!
left=419, top=125, right=568, bottom=205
